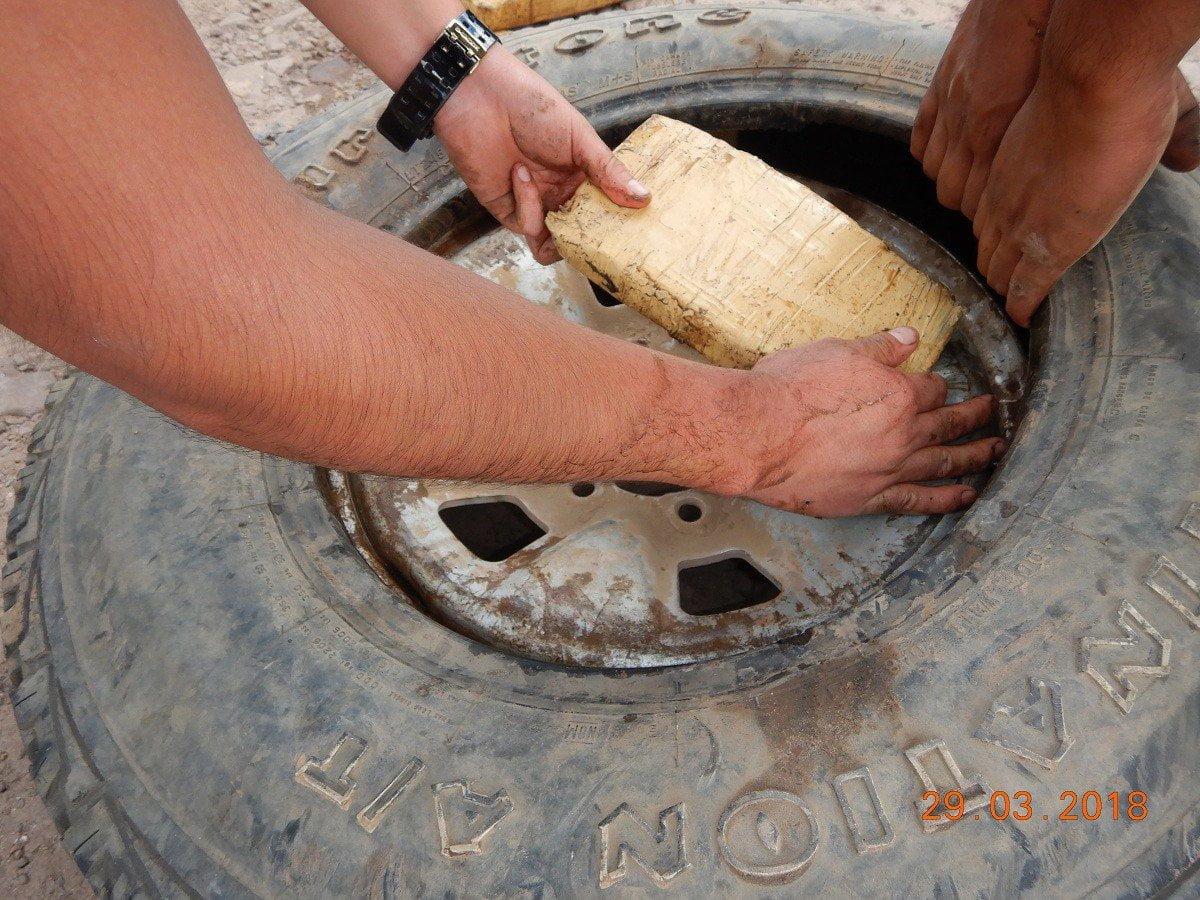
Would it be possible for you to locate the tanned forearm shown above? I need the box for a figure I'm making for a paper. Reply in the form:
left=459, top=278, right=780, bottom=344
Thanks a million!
left=299, top=0, right=466, bottom=89
left=0, top=0, right=756, bottom=491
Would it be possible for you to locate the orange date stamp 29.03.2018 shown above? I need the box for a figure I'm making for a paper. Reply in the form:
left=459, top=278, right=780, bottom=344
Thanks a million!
left=922, top=790, right=1148, bottom=823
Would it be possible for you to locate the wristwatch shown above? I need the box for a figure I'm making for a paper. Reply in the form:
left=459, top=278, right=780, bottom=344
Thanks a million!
left=376, top=10, right=498, bottom=152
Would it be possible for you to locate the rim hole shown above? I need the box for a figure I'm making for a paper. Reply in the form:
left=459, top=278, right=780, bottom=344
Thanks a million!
left=677, top=502, right=703, bottom=522
left=570, top=482, right=595, bottom=497
left=615, top=481, right=684, bottom=497
left=679, top=556, right=781, bottom=616
left=590, top=282, right=622, bottom=307
left=438, top=500, right=546, bottom=562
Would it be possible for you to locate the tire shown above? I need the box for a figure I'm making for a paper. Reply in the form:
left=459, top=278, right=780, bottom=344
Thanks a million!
left=7, top=5, right=1200, bottom=896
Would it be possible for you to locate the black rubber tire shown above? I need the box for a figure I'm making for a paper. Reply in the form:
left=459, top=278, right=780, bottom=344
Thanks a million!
left=7, top=5, right=1200, bottom=896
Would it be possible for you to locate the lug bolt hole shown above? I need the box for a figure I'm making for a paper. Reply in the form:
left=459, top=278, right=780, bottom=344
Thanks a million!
left=677, top=502, right=703, bottom=522
left=571, top=482, right=596, bottom=498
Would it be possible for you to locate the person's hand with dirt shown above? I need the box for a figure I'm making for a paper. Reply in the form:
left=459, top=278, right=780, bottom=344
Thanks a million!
left=432, top=47, right=650, bottom=264
left=740, top=327, right=1002, bottom=518
left=300, top=0, right=649, bottom=264
left=915, top=0, right=1200, bottom=325
left=911, top=0, right=1052, bottom=220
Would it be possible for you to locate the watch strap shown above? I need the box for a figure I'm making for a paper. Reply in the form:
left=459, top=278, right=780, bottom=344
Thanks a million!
left=376, top=11, right=498, bottom=152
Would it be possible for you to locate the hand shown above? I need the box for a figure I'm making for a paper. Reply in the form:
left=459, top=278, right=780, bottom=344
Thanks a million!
left=913, top=0, right=1199, bottom=223
left=914, top=0, right=1200, bottom=328
left=911, top=0, right=1052, bottom=219
left=433, top=46, right=650, bottom=264
left=973, top=66, right=1187, bottom=326
left=737, top=327, right=1003, bottom=518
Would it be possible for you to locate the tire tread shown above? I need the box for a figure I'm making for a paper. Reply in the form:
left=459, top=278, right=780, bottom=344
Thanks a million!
left=3, top=376, right=167, bottom=898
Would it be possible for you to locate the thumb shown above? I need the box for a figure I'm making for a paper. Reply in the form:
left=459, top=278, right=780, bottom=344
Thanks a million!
left=852, top=327, right=921, bottom=367
left=573, top=123, right=651, bottom=208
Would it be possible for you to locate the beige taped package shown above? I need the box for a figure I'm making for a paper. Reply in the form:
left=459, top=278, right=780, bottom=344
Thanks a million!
left=464, top=0, right=616, bottom=31
left=546, top=115, right=961, bottom=373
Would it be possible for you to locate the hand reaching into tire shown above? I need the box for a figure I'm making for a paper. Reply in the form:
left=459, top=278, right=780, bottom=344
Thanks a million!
left=915, top=0, right=1200, bottom=326
left=973, top=69, right=1184, bottom=325
left=433, top=47, right=650, bottom=264
left=911, top=0, right=1052, bottom=219
left=736, top=327, right=1003, bottom=518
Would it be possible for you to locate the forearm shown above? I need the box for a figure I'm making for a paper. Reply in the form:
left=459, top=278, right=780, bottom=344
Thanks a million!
left=299, top=0, right=466, bottom=89
left=121, top=198, right=759, bottom=489
left=1041, top=0, right=1200, bottom=93
left=0, top=0, right=758, bottom=493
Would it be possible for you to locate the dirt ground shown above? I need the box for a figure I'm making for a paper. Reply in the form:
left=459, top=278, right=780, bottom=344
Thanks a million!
left=1, top=1, right=1198, bottom=895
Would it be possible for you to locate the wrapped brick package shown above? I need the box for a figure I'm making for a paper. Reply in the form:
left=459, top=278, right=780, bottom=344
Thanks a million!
left=546, top=115, right=961, bottom=373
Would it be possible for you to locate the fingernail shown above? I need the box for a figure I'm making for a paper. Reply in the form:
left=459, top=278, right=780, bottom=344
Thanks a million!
left=888, top=326, right=919, bottom=344
left=993, top=438, right=1008, bottom=456
left=516, top=165, right=532, bottom=183
left=627, top=178, right=650, bottom=199
left=960, top=487, right=978, bottom=504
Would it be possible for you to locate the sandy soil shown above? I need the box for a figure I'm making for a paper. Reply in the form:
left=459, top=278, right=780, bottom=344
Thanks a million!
left=0, top=1, right=1197, bottom=895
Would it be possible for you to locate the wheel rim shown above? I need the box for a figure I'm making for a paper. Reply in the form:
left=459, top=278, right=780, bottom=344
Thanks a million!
left=329, top=176, right=1026, bottom=668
